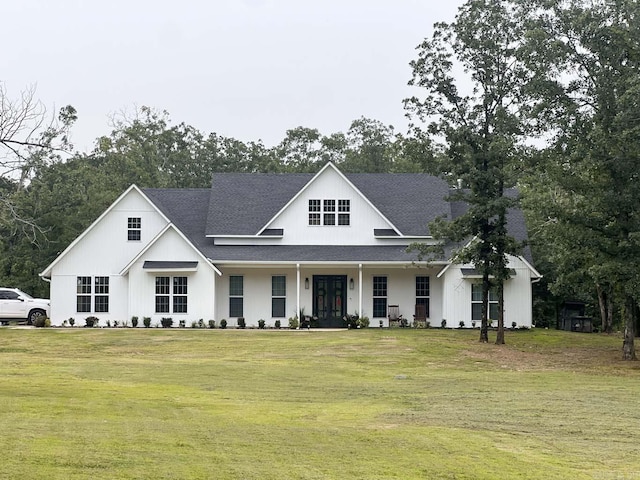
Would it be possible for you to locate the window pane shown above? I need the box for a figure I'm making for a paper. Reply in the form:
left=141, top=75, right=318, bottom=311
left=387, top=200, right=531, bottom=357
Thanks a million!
left=173, top=296, right=187, bottom=313
left=272, top=276, right=286, bottom=297
left=472, top=303, right=482, bottom=321
left=229, top=297, right=243, bottom=317
left=373, top=298, right=387, bottom=318
left=156, top=277, right=170, bottom=295
left=272, top=298, right=286, bottom=318
left=309, top=213, right=320, bottom=225
left=309, top=199, right=320, bottom=212
left=95, top=296, right=109, bottom=313
left=373, top=276, right=387, bottom=297
left=338, top=214, right=350, bottom=225
left=229, top=276, right=243, bottom=296
left=156, top=296, right=169, bottom=313
left=323, top=200, right=335, bottom=212
left=77, top=296, right=91, bottom=313
left=489, top=303, right=499, bottom=320
left=95, top=277, right=109, bottom=294
left=338, top=200, right=350, bottom=212
left=324, top=213, right=335, bottom=225
left=471, top=283, right=483, bottom=302
left=173, top=276, right=187, bottom=295
left=416, top=276, right=429, bottom=296
left=77, top=277, right=91, bottom=294
left=416, top=297, right=430, bottom=317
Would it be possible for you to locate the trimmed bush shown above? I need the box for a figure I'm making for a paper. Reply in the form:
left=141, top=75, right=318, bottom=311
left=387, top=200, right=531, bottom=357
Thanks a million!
left=258, top=319, right=266, bottom=329
left=131, top=316, right=139, bottom=328
left=161, top=317, right=173, bottom=328
left=208, top=320, right=216, bottom=329
left=220, top=319, right=227, bottom=329
left=143, top=317, right=151, bottom=328
left=237, top=317, right=246, bottom=329
left=274, top=319, right=281, bottom=329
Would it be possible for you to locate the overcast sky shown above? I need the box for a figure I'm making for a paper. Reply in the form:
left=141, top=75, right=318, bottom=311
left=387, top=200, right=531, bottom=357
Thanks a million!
left=4, top=0, right=465, bottom=153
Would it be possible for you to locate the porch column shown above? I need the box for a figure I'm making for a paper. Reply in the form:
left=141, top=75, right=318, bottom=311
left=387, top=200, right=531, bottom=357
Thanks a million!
left=358, top=263, right=363, bottom=317
left=296, top=264, right=301, bottom=320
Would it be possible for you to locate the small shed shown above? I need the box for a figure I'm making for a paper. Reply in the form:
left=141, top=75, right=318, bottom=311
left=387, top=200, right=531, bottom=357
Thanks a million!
left=558, top=301, right=593, bottom=333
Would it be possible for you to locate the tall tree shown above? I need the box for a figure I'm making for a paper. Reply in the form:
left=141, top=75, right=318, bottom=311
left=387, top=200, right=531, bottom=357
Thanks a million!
left=521, top=0, right=640, bottom=359
left=0, top=83, right=76, bottom=240
left=405, top=0, right=529, bottom=343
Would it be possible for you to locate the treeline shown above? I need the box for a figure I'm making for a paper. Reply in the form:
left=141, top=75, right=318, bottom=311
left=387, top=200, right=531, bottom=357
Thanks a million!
left=0, top=109, right=435, bottom=297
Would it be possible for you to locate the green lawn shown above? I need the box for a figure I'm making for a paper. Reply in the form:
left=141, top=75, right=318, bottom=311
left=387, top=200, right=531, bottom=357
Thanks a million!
left=1, top=327, right=638, bottom=479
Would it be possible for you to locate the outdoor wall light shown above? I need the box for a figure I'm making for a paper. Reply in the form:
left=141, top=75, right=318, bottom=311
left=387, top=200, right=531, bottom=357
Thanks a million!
left=349, top=278, right=354, bottom=290
left=305, top=277, right=309, bottom=289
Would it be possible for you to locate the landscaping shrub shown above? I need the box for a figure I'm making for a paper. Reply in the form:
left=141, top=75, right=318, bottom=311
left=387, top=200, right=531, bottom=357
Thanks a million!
left=85, top=316, right=99, bottom=328
left=161, top=317, right=173, bottom=328
left=208, top=320, right=215, bottom=329
left=143, top=317, right=151, bottom=328
left=237, top=317, right=246, bottom=329
left=258, top=319, right=266, bottom=329
left=274, top=319, right=281, bottom=329
left=288, top=317, right=299, bottom=329
left=220, top=319, right=227, bottom=329
left=131, top=316, right=139, bottom=328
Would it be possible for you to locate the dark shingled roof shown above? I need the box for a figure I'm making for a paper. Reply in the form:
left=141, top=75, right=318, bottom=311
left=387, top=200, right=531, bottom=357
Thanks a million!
left=142, top=169, right=534, bottom=265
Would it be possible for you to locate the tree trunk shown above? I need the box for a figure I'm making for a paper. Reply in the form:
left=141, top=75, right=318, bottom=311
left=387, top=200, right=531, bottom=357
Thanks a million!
left=596, top=284, right=613, bottom=334
left=622, top=295, right=636, bottom=361
left=496, top=281, right=505, bottom=345
left=480, top=272, right=490, bottom=343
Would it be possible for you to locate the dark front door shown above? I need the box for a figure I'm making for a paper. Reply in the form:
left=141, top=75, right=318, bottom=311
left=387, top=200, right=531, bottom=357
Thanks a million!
left=313, top=275, right=347, bottom=328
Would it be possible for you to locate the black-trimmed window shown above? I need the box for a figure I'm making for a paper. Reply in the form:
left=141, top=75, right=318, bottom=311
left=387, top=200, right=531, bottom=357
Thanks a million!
left=309, top=199, right=350, bottom=226
left=155, top=276, right=187, bottom=314
left=372, top=276, right=387, bottom=318
left=94, top=276, right=109, bottom=313
left=338, top=199, right=350, bottom=225
left=272, top=275, right=286, bottom=318
left=471, top=284, right=498, bottom=321
left=76, top=276, right=91, bottom=313
left=416, top=276, right=430, bottom=317
left=229, top=276, right=244, bottom=317
left=155, top=277, right=170, bottom=313
left=173, top=277, right=188, bottom=313
left=128, top=217, right=141, bottom=241
left=308, top=200, right=321, bottom=225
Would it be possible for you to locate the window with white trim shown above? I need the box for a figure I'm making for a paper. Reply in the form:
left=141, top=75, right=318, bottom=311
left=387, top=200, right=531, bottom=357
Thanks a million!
left=372, top=276, right=387, bottom=318
left=271, top=275, right=286, bottom=318
left=471, top=284, right=498, bottom=321
left=128, top=217, right=141, bottom=241
left=416, top=276, right=430, bottom=317
left=77, top=276, right=92, bottom=313
left=76, top=276, right=109, bottom=313
left=229, top=276, right=244, bottom=317
left=308, top=199, right=350, bottom=226
left=94, top=276, right=109, bottom=313
left=155, top=276, right=188, bottom=314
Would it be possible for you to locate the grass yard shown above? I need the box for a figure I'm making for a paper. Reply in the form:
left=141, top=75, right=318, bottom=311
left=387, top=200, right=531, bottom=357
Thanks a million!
left=1, top=327, right=639, bottom=480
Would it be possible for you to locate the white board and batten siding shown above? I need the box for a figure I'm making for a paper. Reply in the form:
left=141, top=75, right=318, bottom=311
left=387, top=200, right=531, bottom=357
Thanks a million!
left=47, top=188, right=170, bottom=325
left=440, top=254, right=535, bottom=328
left=127, top=228, right=217, bottom=325
left=264, top=165, right=395, bottom=246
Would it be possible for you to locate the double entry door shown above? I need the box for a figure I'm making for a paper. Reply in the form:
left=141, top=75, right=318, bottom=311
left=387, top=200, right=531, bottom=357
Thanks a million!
left=313, top=275, right=347, bottom=328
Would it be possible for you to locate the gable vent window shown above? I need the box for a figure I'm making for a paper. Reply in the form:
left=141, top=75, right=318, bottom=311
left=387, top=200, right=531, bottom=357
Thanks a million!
left=128, top=217, right=141, bottom=241
left=309, top=199, right=350, bottom=226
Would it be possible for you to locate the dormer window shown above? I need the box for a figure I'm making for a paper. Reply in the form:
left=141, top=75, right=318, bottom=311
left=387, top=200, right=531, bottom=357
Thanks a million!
left=128, top=217, right=141, bottom=241
left=309, top=199, right=350, bottom=226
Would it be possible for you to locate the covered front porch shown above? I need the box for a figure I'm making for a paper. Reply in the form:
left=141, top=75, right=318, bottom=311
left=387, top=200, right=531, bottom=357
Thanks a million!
left=213, top=262, right=444, bottom=328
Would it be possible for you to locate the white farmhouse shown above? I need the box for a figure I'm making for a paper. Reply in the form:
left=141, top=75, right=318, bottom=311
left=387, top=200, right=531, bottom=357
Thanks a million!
left=40, top=162, right=541, bottom=328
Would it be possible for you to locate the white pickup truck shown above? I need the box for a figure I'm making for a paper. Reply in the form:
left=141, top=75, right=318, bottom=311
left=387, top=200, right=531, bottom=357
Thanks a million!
left=0, top=288, right=50, bottom=325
